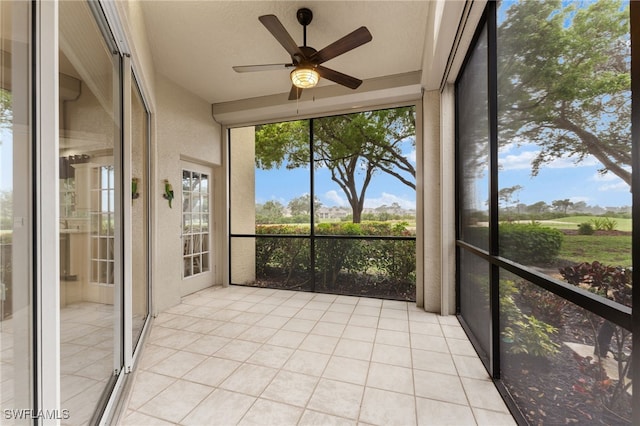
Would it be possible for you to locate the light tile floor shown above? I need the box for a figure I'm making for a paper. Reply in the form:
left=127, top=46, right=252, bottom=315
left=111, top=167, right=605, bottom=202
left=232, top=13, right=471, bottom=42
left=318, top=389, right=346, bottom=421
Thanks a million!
left=121, top=286, right=516, bottom=425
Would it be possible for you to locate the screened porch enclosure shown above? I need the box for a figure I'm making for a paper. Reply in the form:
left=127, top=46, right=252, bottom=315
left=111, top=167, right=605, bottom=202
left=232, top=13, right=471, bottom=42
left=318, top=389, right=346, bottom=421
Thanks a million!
left=229, top=107, right=418, bottom=301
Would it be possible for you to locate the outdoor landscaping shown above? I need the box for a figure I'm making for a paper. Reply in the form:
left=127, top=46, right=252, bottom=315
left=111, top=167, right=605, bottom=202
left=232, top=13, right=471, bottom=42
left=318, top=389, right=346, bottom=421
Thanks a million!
left=489, top=216, right=633, bottom=425
left=252, top=221, right=417, bottom=301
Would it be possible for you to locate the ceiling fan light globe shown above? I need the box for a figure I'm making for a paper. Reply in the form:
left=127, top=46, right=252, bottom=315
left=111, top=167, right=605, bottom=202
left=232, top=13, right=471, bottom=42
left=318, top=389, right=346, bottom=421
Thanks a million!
left=290, top=67, right=319, bottom=88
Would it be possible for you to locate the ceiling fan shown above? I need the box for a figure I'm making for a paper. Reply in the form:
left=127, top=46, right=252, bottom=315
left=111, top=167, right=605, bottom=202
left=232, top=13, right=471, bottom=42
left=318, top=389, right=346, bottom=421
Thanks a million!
left=232, top=8, right=372, bottom=100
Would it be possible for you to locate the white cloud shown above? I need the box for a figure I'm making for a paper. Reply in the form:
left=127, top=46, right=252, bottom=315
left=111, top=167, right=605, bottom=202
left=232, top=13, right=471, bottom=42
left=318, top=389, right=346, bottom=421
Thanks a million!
left=406, top=149, right=417, bottom=164
left=598, top=181, right=630, bottom=192
left=499, top=149, right=600, bottom=171
left=546, top=155, right=599, bottom=169
left=589, top=171, right=631, bottom=192
left=591, top=171, right=622, bottom=182
left=363, top=192, right=416, bottom=210
left=499, top=150, right=538, bottom=170
left=569, top=196, right=590, bottom=203
left=323, top=190, right=347, bottom=207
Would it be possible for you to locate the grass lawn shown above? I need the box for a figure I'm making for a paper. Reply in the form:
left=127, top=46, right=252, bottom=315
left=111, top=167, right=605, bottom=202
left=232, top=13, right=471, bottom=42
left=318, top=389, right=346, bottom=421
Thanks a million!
left=538, top=216, right=632, bottom=232
left=558, top=234, right=632, bottom=267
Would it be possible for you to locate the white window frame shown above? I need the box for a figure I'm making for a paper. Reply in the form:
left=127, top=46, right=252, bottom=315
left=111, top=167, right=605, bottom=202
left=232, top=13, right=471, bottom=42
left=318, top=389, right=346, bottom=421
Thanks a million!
left=181, top=167, right=211, bottom=279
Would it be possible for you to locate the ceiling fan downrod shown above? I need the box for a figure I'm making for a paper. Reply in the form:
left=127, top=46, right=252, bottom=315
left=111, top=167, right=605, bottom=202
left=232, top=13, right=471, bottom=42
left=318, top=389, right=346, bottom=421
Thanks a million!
left=296, top=8, right=313, bottom=47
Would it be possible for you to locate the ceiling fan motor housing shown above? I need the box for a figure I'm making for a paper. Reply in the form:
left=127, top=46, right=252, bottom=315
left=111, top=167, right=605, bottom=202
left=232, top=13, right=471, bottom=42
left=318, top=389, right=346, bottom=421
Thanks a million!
left=296, top=8, right=313, bottom=26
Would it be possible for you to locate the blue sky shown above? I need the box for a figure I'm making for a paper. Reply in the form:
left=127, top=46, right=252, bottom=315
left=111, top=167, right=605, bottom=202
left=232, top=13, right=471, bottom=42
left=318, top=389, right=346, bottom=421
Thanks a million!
left=255, top=145, right=418, bottom=210
left=4, top=131, right=631, bottom=212
left=496, top=142, right=631, bottom=209
left=255, top=140, right=631, bottom=213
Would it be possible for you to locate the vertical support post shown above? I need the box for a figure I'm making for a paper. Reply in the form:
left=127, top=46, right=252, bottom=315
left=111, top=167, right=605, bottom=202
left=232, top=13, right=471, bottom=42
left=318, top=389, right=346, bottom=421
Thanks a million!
left=309, top=119, right=316, bottom=292
left=35, top=0, right=60, bottom=422
left=122, top=55, right=133, bottom=372
left=630, top=1, right=640, bottom=424
left=486, top=1, right=500, bottom=380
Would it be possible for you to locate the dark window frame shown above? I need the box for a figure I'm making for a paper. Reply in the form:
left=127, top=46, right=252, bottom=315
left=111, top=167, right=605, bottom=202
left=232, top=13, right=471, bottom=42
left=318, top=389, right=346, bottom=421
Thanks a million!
left=228, top=107, right=418, bottom=300
left=455, top=2, right=639, bottom=423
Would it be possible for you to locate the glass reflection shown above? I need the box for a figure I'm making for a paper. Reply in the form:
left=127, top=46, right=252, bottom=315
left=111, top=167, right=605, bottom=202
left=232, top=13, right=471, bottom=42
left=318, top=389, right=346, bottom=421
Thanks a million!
left=458, top=24, right=489, bottom=251
left=182, top=169, right=210, bottom=278
left=496, top=0, right=632, bottom=305
left=1, top=1, right=32, bottom=421
left=59, top=1, right=121, bottom=423
left=131, top=75, right=149, bottom=350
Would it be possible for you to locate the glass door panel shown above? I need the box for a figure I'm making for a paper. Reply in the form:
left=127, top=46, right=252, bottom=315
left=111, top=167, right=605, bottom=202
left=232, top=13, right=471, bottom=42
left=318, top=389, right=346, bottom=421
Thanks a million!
left=1, top=1, right=33, bottom=422
left=131, top=75, right=149, bottom=351
left=59, top=1, right=121, bottom=423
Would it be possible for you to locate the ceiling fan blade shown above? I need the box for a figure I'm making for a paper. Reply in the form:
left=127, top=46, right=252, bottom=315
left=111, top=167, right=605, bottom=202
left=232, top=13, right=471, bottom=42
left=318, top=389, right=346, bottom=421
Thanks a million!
left=259, top=15, right=304, bottom=59
left=288, top=85, right=303, bottom=100
left=233, top=63, right=295, bottom=73
left=316, top=66, right=362, bottom=90
left=311, top=27, right=372, bottom=64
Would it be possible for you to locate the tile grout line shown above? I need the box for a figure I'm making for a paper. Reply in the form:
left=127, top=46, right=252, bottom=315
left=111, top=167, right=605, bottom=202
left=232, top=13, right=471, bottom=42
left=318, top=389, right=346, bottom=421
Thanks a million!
left=354, top=300, right=382, bottom=425
left=127, top=286, right=513, bottom=425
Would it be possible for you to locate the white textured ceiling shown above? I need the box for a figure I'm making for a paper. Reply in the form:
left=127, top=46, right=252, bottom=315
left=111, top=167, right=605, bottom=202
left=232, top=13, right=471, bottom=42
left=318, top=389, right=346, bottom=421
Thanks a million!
left=140, top=1, right=431, bottom=104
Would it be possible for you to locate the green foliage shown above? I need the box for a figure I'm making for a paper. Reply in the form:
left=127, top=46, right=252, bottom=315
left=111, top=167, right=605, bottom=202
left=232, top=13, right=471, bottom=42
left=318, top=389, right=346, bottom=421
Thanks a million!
left=502, top=315, right=561, bottom=357
left=498, top=185, right=523, bottom=211
left=533, top=215, right=632, bottom=232
left=500, top=279, right=561, bottom=358
left=516, top=280, right=567, bottom=327
left=590, top=217, right=618, bottom=231
left=577, top=222, right=595, bottom=235
left=254, top=107, right=416, bottom=223
left=254, top=121, right=310, bottom=170
left=462, top=223, right=564, bottom=264
left=255, top=201, right=285, bottom=224
left=0, top=190, right=12, bottom=230
left=255, top=222, right=416, bottom=289
left=498, top=0, right=631, bottom=187
left=371, top=223, right=416, bottom=282
left=288, top=194, right=322, bottom=217
left=255, top=225, right=310, bottom=281
left=499, top=223, right=563, bottom=265
left=552, top=199, right=574, bottom=214
left=0, top=88, right=12, bottom=129
left=559, top=261, right=631, bottom=307
left=559, top=261, right=633, bottom=413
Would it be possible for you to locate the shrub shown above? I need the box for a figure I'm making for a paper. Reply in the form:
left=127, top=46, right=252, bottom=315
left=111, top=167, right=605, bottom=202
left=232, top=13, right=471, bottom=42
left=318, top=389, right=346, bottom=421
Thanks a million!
left=255, top=225, right=310, bottom=282
left=559, top=261, right=631, bottom=307
left=502, top=315, right=561, bottom=357
left=374, top=239, right=416, bottom=282
left=559, top=261, right=633, bottom=412
left=578, top=222, right=595, bottom=235
left=590, top=217, right=618, bottom=231
left=255, top=222, right=416, bottom=289
left=499, top=223, right=563, bottom=265
left=516, top=280, right=567, bottom=326
left=500, top=279, right=560, bottom=358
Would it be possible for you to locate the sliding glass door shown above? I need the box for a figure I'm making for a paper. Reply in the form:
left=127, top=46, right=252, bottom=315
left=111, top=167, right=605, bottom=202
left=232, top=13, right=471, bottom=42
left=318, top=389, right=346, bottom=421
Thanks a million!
left=59, top=1, right=122, bottom=422
left=131, top=75, right=150, bottom=352
left=0, top=1, right=33, bottom=422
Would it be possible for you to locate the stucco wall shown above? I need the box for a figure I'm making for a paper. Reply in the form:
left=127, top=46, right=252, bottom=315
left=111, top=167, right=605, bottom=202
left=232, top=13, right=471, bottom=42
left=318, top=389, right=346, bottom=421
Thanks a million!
left=229, top=127, right=256, bottom=284
left=422, top=90, right=442, bottom=313
left=119, top=1, right=223, bottom=315
left=153, top=74, right=222, bottom=313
